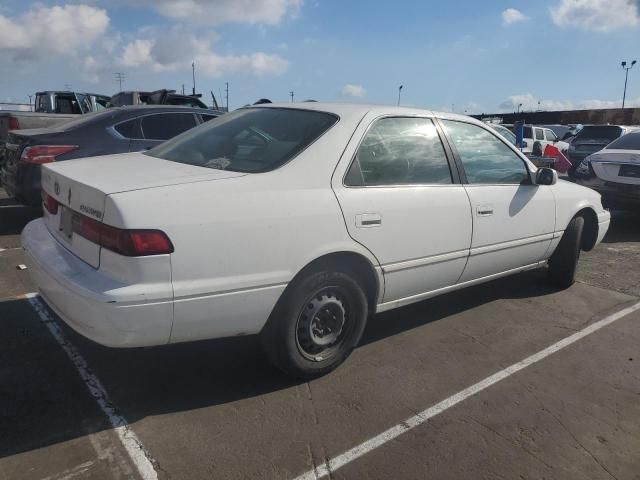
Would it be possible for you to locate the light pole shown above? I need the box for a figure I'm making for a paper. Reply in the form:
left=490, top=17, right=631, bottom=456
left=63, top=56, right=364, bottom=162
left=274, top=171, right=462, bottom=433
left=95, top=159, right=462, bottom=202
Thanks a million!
left=290, top=90, right=294, bottom=103
left=517, top=103, right=523, bottom=114
left=621, top=60, right=636, bottom=109
left=397, top=85, right=403, bottom=106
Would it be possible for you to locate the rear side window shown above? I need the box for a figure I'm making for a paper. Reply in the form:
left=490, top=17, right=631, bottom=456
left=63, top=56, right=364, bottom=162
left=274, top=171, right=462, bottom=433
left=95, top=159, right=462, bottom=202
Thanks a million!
left=200, top=114, right=218, bottom=122
left=114, top=118, right=140, bottom=139
left=606, top=132, right=640, bottom=150
left=442, top=120, right=529, bottom=185
left=523, top=126, right=532, bottom=138
left=535, top=128, right=544, bottom=140
left=141, top=113, right=197, bottom=140
left=146, top=108, right=338, bottom=173
left=345, top=117, right=452, bottom=186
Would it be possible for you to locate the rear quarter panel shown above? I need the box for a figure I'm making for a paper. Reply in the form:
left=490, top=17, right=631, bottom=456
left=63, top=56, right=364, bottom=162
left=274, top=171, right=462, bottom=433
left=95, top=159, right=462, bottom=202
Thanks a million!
left=103, top=110, right=380, bottom=342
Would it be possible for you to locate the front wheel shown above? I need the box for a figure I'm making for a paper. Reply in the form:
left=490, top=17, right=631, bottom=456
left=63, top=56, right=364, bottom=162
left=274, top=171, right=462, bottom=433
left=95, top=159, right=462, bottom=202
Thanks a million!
left=548, top=215, right=584, bottom=288
left=260, top=268, right=369, bottom=379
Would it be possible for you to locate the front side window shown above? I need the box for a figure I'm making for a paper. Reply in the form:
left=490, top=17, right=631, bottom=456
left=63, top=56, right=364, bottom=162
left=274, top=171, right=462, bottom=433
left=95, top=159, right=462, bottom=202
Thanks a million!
left=146, top=108, right=338, bottom=173
left=141, top=113, right=197, bottom=140
left=441, top=120, right=529, bottom=185
left=545, top=130, right=557, bottom=142
left=345, top=117, right=452, bottom=186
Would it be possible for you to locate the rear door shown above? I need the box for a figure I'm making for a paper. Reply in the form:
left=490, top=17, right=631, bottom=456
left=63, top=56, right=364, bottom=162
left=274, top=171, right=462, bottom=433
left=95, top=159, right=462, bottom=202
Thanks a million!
left=128, top=112, right=198, bottom=151
left=439, top=119, right=555, bottom=282
left=332, top=114, right=472, bottom=303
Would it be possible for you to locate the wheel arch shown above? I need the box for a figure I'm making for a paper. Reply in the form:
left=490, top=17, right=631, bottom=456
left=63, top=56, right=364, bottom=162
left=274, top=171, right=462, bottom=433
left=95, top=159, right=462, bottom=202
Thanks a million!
left=288, top=251, right=382, bottom=314
left=576, top=207, right=598, bottom=251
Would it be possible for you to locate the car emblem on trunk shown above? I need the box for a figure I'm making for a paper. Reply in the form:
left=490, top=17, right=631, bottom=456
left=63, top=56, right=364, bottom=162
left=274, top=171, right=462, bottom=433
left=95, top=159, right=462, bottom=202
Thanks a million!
left=54, top=181, right=60, bottom=196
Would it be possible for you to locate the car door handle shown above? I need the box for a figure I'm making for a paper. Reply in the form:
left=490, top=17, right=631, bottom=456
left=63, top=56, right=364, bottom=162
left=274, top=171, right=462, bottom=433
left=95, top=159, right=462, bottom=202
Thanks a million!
left=356, top=213, right=382, bottom=227
left=476, top=205, right=494, bottom=216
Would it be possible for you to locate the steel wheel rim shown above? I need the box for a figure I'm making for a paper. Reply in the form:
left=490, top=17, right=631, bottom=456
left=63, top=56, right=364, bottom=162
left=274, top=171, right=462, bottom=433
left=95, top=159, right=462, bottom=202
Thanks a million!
left=295, top=287, right=350, bottom=362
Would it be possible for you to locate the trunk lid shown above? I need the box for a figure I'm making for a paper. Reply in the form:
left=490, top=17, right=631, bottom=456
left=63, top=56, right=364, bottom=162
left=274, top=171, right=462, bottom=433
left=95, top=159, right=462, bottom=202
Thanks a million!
left=591, top=150, right=640, bottom=186
left=41, top=152, right=245, bottom=268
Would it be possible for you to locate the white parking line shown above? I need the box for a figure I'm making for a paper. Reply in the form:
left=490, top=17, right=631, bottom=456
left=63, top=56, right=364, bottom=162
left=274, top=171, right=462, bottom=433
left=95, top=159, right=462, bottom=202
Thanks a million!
left=294, top=300, right=640, bottom=480
left=25, top=294, right=159, bottom=480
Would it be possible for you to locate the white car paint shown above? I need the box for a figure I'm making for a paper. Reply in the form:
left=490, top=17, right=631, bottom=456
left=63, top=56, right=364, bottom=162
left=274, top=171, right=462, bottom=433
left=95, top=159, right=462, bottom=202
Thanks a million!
left=22, top=103, right=610, bottom=348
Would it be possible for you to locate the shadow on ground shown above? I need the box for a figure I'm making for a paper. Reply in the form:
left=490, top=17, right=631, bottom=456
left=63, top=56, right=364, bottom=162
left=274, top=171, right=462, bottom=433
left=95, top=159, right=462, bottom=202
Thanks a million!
left=0, top=268, right=561, bottom=461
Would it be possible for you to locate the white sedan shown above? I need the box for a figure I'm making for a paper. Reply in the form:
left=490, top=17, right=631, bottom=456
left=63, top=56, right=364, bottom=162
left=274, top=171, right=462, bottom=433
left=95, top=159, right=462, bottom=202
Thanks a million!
left=575, top=130, right=640, bottom=209
left=22, top=103, right=610, bottom=378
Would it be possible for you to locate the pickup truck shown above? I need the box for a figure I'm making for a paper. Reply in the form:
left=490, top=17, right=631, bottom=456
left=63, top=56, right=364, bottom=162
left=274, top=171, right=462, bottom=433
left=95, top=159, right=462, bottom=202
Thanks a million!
left=0, top=91, right=109, bottom=172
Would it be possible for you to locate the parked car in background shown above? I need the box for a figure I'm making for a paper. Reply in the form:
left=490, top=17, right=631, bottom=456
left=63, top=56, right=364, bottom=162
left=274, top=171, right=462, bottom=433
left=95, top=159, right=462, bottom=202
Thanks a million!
left=1, top=105, right=219, bottom=205
left=522, top=125, right=570, bottom=156
left=22, top=103, right=609, bottom=378
left=109, top=90, right=208, bottom=109
left=542, top=124, right=582, bottom=142
left=0, top=91, right=110, bottom=151
left=575, top=131, right=640, bottom=208
left=567, top=125, right=640, bottom=175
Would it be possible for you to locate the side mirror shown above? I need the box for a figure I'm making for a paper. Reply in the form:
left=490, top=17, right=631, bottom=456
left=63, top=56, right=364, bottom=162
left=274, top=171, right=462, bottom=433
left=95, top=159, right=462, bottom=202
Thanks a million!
left=536, top=167, right=557, bottom=185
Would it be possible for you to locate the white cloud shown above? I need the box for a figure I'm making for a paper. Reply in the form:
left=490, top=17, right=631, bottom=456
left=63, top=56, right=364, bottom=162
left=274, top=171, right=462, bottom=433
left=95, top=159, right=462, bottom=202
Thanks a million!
left=498, top=92, right=640, bottom=112
left=502, top=8, right=528, bottom=25
left=120, top=0, right=303, bottom=25
left=341, top=84, right=366, bottom=98
left=0, top=5, right=109, bottom=59
left=550, top=0, right=640, bottom=31
left=118, top=29, right=288, bottom=77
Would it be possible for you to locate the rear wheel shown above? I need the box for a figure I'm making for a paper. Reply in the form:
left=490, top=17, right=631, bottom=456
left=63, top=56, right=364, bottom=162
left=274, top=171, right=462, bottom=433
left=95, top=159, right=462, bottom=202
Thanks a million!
left=260, top=267, right=368, bottom=379
left=548, top=215, right=584, bottom=288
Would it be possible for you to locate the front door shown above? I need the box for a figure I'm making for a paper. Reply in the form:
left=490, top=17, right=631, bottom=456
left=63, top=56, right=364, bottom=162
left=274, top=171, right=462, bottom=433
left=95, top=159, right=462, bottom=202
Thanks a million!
left=439, top=119, right=556, bottom=282
left=332, top=115, right=472, bottom=304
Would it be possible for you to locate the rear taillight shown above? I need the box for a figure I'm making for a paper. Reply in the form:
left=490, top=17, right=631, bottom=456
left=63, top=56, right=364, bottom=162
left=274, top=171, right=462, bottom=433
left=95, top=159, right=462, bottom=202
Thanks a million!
left=20, top=145, right=78, bottom=165
left=8, top=116, right=20, bottom=130
left=71, top=213, right=173, bottom=256
left=41, top=190, right=59, bottom=215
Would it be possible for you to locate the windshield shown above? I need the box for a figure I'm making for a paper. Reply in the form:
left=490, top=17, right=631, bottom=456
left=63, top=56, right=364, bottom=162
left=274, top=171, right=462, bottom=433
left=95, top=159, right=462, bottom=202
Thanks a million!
left=576, top=126, right=623, bottom=142
left=146, top=107, right=338, bottom=173
left=606, top=131, right=640, bottom=150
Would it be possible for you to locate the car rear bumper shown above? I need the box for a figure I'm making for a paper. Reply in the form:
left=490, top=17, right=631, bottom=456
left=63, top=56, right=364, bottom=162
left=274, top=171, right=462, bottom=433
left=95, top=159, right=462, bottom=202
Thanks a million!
left=22, top=218, right=173, bottom=347
left=577, top=178, right=640, bottom=206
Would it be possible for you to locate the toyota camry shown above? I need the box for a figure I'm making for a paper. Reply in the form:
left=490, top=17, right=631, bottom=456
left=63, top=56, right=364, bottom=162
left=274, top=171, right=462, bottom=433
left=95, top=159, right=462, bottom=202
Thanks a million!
left=22, top=103, right=610, bottom=378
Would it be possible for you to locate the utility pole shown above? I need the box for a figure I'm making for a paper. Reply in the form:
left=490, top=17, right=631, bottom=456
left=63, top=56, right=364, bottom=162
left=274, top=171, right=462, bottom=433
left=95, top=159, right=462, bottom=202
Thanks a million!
left=290, top=90, right=294, bottom=103
left=182, top=84, right=185, bottom=95
left=114, top=72, right=125, bottom=91
left=225, top=82, right=229, bottom=111
left=621, top=60, right=637, bottom=109
left=397, top=85, right=403, bottom=106
left=28, top=95, right=32, bottom=111
left=192, top=62, right=196, bottom=96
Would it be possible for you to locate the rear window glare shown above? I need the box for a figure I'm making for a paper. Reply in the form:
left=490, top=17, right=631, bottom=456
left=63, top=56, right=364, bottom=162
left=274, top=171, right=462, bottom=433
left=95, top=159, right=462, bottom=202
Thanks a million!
left=606, top=132, right=640, bottom=150
left=576, top=126, right=623, bottom=142
left=145, top=108, right=339, bottom=173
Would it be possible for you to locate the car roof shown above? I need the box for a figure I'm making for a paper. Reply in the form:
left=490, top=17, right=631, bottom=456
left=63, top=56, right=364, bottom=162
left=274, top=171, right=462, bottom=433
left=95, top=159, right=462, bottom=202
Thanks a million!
left=247, top=102, right=482, bottom=124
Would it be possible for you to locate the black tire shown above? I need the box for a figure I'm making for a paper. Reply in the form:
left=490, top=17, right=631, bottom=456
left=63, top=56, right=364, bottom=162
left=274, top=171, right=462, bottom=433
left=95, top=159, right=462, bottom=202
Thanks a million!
left=548, top=215, right=584, bottom=288
left=260, top=267, right=369, bottom=379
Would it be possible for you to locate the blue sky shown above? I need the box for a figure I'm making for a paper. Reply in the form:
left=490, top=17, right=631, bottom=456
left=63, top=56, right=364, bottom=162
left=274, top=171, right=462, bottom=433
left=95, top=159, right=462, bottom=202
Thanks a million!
left=1, top=0, right=640, bottom=112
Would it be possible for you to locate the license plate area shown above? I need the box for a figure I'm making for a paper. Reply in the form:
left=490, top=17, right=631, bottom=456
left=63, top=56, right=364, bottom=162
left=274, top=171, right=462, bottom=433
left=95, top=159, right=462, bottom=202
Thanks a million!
left=619, top=164, right=640, bottom=178
left=58, top=206, right=74, bottom=241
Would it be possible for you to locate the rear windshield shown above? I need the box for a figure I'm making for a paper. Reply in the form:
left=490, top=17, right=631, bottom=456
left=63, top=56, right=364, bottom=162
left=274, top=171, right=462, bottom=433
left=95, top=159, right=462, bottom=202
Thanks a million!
left=146, top=108, right=339, bottom=173
left=576, top=126, right=623, bottom=142
left=606, top=131, right=640, bottom=150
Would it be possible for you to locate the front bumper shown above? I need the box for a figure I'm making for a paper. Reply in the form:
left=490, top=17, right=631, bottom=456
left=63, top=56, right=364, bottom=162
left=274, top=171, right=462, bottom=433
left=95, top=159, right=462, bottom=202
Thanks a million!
left=22, top=219, right=173, bottom=347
